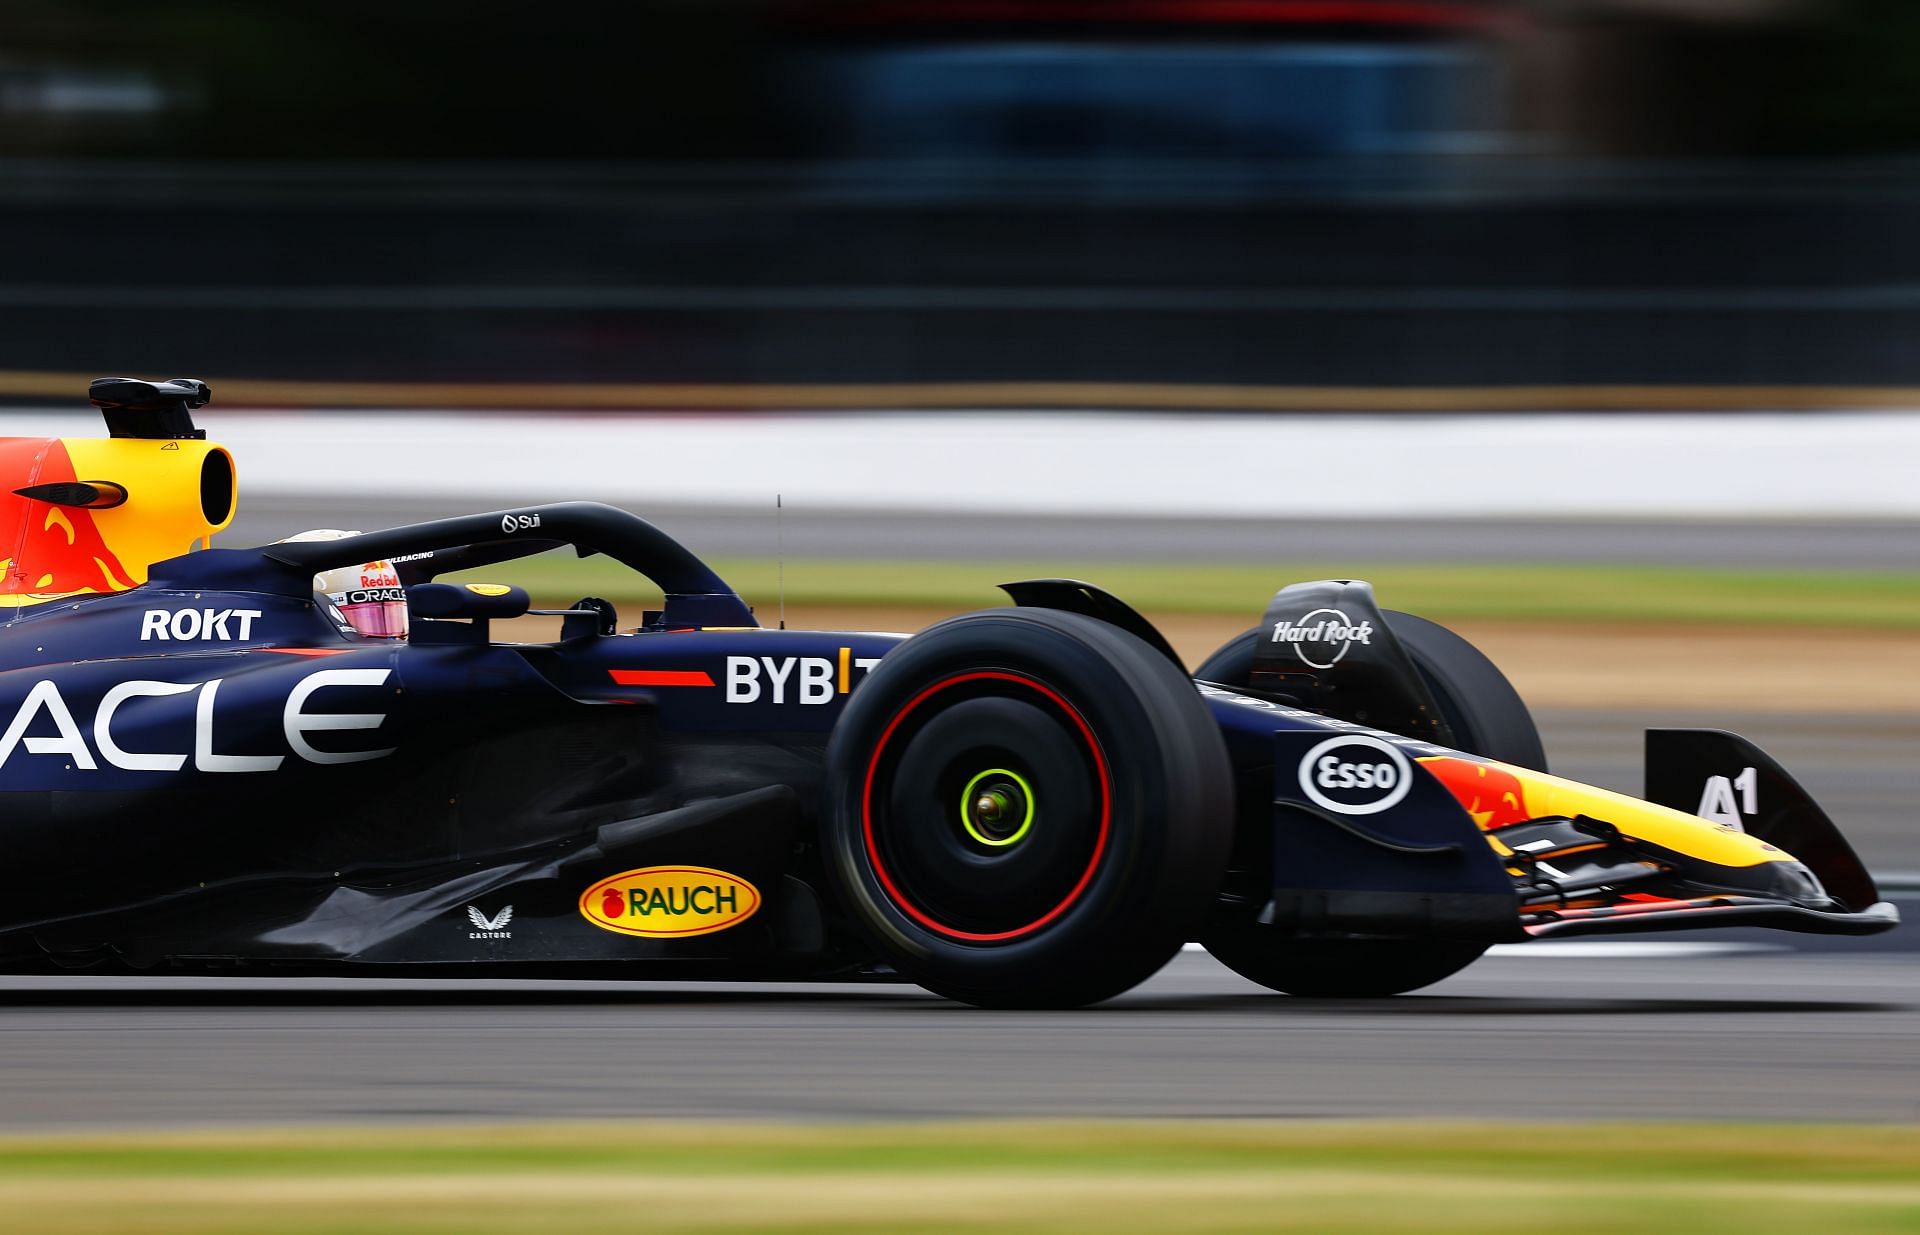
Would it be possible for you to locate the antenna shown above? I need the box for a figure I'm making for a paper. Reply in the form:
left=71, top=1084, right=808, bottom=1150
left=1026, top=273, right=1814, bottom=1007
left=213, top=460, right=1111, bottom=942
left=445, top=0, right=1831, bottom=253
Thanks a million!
left=776, top=493, right=786, bottom=630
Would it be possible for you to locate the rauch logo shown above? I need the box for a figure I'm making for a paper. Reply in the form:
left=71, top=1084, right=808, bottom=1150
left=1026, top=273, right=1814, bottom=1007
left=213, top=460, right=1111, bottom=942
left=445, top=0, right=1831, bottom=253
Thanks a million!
left=578, top=866, right=760, bottom=938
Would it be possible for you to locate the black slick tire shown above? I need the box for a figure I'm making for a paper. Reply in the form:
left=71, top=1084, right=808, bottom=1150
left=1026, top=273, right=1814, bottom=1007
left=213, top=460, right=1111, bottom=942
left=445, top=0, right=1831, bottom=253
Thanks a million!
left=824, top=608, right=1232, bottom=1009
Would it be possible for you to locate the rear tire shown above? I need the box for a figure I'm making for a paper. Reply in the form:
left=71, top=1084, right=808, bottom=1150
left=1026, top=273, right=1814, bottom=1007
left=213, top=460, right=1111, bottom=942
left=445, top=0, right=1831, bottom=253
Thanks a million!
left=1193, top=609, right=1537, bottom=996
left=824, top=608, right=1232, bottom=1008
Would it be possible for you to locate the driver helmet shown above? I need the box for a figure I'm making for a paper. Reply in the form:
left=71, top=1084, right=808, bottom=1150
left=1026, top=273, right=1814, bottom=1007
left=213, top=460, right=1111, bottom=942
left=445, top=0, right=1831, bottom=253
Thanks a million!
left=278, top=528, right=409, bottom=639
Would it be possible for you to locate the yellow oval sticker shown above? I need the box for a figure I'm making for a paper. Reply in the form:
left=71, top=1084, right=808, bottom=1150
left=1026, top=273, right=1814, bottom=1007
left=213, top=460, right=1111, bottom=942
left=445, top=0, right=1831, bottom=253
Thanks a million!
left=579, top=866, right=761, bottom=938
left=465, top=583, right=513, bottom=596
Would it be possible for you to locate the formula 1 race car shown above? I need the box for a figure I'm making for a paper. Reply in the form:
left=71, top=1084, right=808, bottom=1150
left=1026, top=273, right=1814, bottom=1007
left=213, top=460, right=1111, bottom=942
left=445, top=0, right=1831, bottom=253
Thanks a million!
left=0, top=378, right=1897, bottom=1006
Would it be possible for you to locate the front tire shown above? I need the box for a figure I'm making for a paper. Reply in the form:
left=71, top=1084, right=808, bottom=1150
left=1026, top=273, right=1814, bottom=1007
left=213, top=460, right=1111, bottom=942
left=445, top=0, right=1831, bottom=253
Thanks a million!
left=1204, top=932, right=1488, bottom=998
left=824, top=608, right=1232, bottom=1008
left=1194, top=609, right=1538, bottom=996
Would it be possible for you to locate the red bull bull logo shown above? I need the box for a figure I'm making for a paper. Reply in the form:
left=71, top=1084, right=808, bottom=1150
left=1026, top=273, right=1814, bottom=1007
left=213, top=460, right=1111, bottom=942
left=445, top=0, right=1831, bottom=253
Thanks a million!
left=0, top=439, right=136, bottom=601
left=1418, top=757, right=1533, bottom=829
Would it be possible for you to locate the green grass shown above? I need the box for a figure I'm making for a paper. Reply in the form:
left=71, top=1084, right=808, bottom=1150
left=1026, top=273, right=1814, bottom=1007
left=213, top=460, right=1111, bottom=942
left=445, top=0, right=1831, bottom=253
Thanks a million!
left=2, top=1121, right=1918, bottom=1234
left=451, top=554, right=1920, bottom=628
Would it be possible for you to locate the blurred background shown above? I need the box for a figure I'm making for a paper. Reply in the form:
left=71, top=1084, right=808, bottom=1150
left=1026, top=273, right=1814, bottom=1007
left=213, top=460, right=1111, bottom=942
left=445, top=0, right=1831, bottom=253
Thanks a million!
left=5, top=0, right=1920, bottom=390
left=1, top=3, right=1918, bottom=1198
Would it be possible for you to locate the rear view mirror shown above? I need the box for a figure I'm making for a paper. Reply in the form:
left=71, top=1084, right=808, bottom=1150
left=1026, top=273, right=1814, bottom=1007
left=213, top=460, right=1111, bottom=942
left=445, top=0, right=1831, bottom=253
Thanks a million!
left=407, top=582, right=531, bottom=621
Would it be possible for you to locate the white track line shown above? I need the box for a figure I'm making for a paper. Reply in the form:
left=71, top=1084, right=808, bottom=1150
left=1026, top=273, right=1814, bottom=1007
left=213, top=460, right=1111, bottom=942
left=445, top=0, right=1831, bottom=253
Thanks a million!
left=9, top=407, right=1920, bottom=518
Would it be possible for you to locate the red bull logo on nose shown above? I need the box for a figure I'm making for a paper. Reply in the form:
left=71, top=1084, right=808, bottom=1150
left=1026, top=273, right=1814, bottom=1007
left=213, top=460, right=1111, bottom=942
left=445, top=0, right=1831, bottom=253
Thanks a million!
left=1418, top=757, right=1534, bottom=830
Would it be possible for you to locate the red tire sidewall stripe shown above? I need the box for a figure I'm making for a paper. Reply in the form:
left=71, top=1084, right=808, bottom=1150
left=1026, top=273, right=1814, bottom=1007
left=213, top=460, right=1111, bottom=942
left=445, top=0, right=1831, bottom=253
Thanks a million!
left=861, top=669, right=1113, bottom=943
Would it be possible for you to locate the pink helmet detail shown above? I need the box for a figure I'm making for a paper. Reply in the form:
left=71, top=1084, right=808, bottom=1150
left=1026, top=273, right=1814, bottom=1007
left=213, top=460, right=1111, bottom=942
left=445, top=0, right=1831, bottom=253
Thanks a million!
left=279, top=529, right=409, bottom=639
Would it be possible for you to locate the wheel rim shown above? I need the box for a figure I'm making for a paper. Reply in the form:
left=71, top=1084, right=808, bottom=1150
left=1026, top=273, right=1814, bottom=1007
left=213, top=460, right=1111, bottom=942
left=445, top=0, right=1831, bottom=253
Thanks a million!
left=959, top=767, right=1035, bottom=847
left=861, top=670, right=1111, bottom=943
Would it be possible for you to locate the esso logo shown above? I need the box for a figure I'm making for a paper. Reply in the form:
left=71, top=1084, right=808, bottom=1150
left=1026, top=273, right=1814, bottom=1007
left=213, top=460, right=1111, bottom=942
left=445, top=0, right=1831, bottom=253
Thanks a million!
left=1298, top=735, right=1414, bottom=816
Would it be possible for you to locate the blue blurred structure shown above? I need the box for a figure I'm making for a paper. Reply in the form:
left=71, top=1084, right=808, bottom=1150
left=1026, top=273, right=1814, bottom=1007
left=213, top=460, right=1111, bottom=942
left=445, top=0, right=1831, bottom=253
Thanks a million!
left=805, top=42, right=1502, bottom=163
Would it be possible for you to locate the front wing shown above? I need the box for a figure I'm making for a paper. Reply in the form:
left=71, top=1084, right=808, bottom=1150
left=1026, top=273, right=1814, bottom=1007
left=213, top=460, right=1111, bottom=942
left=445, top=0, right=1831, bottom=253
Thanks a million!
left=1260, top=729, right=1897, bottom=945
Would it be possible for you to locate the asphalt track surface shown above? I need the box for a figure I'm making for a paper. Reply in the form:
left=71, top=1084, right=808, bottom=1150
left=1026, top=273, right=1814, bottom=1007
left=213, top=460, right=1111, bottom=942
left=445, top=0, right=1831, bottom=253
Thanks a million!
left=0, top=945, right=1914, bottom=1129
